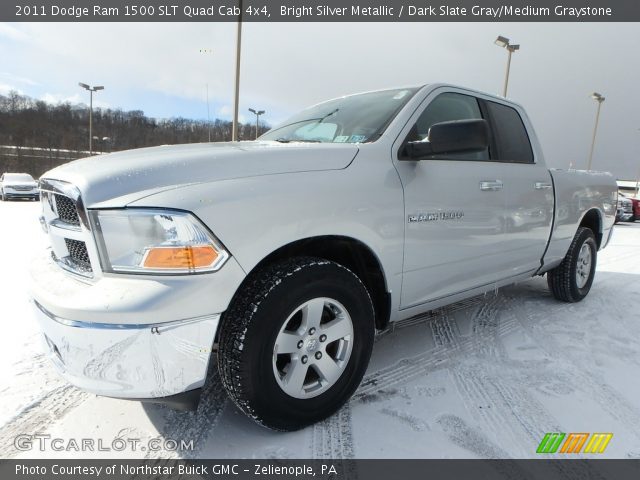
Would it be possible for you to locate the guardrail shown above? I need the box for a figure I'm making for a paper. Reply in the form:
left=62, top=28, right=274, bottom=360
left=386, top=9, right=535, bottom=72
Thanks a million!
left=0, top=145, right=99, bottom=178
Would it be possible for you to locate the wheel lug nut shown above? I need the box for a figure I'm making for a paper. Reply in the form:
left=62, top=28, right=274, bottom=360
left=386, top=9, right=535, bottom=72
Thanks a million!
left=320, top=334, right=327, bottom=342
left=301, top=355, right=308, bottom=364
left=309, top=327, right=316, bottom=335
left=297, top=340, right=303, bottom=349
left=315, top=352, right=322, bottom=360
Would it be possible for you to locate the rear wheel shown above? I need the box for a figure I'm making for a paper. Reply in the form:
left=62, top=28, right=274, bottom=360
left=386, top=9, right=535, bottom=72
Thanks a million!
left=217, top=257, right=375, bottom=431
left=547, top=227, right=597, bottom=302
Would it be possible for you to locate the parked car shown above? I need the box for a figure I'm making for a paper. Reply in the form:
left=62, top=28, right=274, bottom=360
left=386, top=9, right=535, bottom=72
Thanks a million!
left=0, top=173, right=39, bottom=201
left=616, top=195, right=634, bottom=223
left=619, top=193, right=638, bottom=222
left=30, top=84, right=617, bottom=430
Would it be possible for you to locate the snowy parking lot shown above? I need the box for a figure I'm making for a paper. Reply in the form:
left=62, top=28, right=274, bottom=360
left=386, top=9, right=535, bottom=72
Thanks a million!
left=1, top=200, right=639, bottom=459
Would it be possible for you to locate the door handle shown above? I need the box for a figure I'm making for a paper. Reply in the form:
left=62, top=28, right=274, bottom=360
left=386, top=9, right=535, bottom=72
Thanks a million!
left=534, top=182, right=552, bottom=190
left=480, top=180, right=503, bottom=191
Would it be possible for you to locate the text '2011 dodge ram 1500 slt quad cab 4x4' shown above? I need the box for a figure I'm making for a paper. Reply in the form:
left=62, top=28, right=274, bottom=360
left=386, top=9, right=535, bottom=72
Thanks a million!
left=31, top=84, right=617, bottom=430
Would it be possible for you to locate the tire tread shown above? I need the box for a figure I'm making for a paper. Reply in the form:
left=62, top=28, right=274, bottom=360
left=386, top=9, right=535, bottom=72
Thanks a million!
left=217, top=256, right=372, bottom=430
left=547, top=227, right=596, bottom=303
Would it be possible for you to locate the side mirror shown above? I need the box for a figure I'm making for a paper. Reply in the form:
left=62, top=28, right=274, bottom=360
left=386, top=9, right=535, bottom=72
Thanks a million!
left=403, top=119, right=489, bottom=160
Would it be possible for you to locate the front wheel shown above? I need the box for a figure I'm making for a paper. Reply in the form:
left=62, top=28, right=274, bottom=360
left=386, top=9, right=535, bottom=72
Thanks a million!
left=547, top=227, right=597, bottom=302
left=217, top=257, right=375, bottom=431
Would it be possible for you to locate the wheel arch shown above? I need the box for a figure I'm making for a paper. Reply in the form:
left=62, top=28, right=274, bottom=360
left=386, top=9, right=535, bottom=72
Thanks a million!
left=579, top=208, right=603, bottom=249
left=232, top=235, right=391, bottom=331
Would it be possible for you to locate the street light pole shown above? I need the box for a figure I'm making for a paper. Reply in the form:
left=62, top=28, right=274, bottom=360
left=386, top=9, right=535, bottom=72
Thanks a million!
left=199, top=48, right=213, bottom=142
left=248, top=108, right=265, bottom=139
left=494, top=36, right=520, bottom=97
left=232, top=0, right=243, bottom=141
left=587, top=92, right=605, bottom=171
left=79, top=83, right=104, bottom=154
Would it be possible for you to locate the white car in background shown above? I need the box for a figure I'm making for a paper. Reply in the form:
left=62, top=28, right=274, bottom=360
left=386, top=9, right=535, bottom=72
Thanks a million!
left=0, top=173, right=39, bottom=201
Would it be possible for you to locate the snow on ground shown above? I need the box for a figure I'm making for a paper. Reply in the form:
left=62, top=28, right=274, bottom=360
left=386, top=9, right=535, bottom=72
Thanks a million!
left=1, top=200, right=639, bottom=460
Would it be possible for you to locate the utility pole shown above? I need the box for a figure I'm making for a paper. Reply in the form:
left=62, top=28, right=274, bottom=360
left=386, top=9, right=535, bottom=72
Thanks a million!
left=206, top=83, right=211, bottom=142
left=232, top=0, right=243, bottom=141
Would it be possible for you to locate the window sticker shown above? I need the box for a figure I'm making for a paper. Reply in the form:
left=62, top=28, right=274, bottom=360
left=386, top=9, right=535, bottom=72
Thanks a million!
left=348, top=135, right=367, bottom=143
left=334, top=135, right=349, bottom=143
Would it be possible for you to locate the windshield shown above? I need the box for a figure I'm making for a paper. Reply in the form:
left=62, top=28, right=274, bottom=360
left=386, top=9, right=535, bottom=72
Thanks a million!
left=260, top=88, right=418, bottom=144
left=4, top=173, right=35, bottom=182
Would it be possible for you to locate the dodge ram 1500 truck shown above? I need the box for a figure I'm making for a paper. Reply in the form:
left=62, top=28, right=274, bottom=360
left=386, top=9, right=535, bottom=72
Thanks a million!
left=31, top=84, right=617, bottom=430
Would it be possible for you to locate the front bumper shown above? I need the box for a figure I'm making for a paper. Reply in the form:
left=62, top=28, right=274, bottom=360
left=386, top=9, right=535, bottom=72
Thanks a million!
left=33, top=300, right=220, bottom=398
left=29, top=248, right=246, bottom=398
left=4, top=191, right=39, bottom=199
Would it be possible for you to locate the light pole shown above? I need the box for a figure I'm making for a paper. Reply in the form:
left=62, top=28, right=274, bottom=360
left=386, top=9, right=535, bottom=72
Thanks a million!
left=494, top=36, right=520, bottom=97
left=92, top=136, right=110, bottom=154
left=199, top=48, right=213, bottom=142
left=248, top=108, right=265, bottom=139
left=232, top=0, right=243, bottom=141
left=79, top=83, right=104, bottom=154
left=587, top=92, right=605, bottom=171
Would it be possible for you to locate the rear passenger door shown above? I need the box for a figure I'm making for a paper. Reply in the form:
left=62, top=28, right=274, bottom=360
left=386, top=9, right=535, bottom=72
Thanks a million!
left=483, top=100, right=554, bottom=275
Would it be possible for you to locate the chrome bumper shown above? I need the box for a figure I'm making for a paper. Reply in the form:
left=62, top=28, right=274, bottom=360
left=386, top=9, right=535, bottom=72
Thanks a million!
left=33, top=300, right=220, bottom=398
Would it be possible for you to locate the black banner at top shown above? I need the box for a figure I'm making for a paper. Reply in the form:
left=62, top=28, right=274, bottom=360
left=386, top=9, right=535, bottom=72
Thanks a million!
left=2, top=0, right=639, bottom=22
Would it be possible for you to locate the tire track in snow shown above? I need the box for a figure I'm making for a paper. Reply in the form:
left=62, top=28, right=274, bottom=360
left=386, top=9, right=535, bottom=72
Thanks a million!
left=443, top=294, right=612, bottom=477
left=355, top=295, right=505, bottom=399
left=310, top=296, right=493, bottom=459
left=311, top=404, right=355, bottom=459
left=144, top=365, right=229, bottom=459
left=0, top=385, right=90, bottom=458
left=504, top=290, right=640, bottom=442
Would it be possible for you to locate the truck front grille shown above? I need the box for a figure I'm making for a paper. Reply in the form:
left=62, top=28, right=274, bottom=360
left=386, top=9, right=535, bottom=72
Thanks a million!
left=64, top=239, right=91, bottom=268
left=55, top=194, right=80, bottom=225
left=40, top=179, right=97, bottom=278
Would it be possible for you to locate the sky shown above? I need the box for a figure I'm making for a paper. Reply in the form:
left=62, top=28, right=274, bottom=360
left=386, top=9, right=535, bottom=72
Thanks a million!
left=0, top=21, right=638, bottom=178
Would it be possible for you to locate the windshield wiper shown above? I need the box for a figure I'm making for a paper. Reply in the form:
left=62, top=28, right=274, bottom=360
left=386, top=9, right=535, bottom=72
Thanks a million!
left=274, top=138, right=322, bottom=143
left=266, top=109, right=341, bottom=138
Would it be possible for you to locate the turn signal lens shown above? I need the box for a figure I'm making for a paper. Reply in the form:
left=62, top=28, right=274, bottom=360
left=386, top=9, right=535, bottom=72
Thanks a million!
left=143, top=245, right=219, bottom=269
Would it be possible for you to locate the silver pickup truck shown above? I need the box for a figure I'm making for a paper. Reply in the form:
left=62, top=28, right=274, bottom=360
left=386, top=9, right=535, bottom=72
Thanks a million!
left=31, top=84, right=617, bottom=430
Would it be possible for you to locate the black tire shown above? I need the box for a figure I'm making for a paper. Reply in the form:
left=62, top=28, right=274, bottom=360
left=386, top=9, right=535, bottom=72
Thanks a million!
left=547, top=227, right=597, bottom=302
left=217, top=256, right=375, bottom=431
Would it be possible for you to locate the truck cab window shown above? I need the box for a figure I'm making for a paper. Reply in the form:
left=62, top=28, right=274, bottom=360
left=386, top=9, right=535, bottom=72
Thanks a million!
left=406, top=92, right=489, bottom=161
left=485, top=101, right=534, bottom=163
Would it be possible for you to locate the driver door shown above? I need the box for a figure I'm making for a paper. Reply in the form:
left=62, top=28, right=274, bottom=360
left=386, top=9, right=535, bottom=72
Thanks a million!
left=394, top=90, right=511, bottom=309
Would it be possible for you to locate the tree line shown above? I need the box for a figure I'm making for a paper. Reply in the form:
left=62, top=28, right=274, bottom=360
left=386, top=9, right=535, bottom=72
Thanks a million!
left=0, top=90, right=270, bottom=177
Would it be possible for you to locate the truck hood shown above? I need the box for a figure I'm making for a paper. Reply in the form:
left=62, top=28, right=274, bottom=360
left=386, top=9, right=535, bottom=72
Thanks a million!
left=42, top=141, right=359, bottom=207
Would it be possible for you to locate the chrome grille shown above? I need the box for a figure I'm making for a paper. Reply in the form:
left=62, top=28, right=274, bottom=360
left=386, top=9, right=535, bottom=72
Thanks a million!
left=40, top=178, right=98, bottom=279
left=64, top=239, right=91, bottom=268
left=55, top=194, right=80, bottom=225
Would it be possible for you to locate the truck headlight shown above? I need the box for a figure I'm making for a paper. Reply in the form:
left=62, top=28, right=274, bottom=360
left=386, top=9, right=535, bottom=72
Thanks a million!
left=89, top=209, right=229, bottom=274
